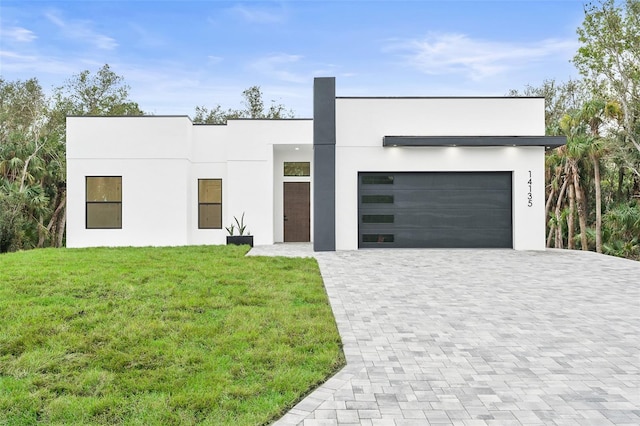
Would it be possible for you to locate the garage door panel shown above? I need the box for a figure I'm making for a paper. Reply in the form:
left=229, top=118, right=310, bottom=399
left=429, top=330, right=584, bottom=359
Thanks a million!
left=360, top=207, right=511, bottom=228
left=359, top=172, right=512, bottom=248
left=397, top=228, right=512, bottom=248
left=360, top=209, right=511, bottom=229
left=379, top=189, right=511, bottom=210
left=392, top=173, right=511, bottom=190
left=361, top=172, right=512, bottom=190
left=360, top=191, right=510, bottom=210
left=360, top=228, right=513, bottom=248
left=400, top=209, right=511, bottom=229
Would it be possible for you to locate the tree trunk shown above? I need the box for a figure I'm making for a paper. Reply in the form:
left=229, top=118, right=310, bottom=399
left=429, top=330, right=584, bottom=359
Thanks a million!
left=545, top=186, right=556, bottom=245
left=593, top=156, right=602, bottom=253
left=617, top=167, right=625, bottom=201
left=37, top=214, right=46, bottom=248
left=546, top=224, right=555, bottom=248
left=18, top=141, right=42, bottom=192
left=545, top=187, right=555, bottom=222
left=571, top=162, right=589, bottom=250
left=554, top=176, right=569, bottom=249
left=56, top=205, right=66, bottom=248
left=40, top=191, right=66, bottom=248
left=568, top=183, right=576, bottom=250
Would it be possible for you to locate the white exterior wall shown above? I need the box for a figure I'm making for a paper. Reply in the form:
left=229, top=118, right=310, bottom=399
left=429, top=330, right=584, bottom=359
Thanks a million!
left=67, top=117, right=192, bottom=248
left=189, top=125, right=228, bottom=246
left=66, top=95, right=548, bottom=251
left=67, top=159, right=190, bottom=247
left=223, top=120, right=312, bottom=246
left=67, top=116, right=312, bottom=248
left=273, top=145, right=314, bottom=243
left=334, top=98, right=547, bottom=251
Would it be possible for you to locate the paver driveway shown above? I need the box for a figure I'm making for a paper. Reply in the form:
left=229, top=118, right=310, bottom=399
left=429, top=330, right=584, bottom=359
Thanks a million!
left=249, top=246, right=640, bottom=425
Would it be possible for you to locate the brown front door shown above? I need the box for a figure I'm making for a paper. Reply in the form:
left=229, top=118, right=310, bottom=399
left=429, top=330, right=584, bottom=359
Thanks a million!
left=284, top=182, right=310, bottom=242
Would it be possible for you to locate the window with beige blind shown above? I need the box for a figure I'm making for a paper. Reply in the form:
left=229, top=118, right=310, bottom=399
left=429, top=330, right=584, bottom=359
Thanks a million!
left=86, top=176, right=122, bottom=229
left=198, top=179, right=222, bottom=229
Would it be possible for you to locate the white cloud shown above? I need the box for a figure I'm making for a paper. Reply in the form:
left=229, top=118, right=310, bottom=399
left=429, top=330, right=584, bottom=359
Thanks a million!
left=386, top=32, right=577, bottom=81
left=0, top=50, right=34, bottom=60
left=250, top=53, right=308, bottom=83
left=0, top=49, right=89, bottom=84
left=1, top=26, right=37, bottom=42
left=229, top=4, right=286, bottom=24
left=249, top=53, right=347, bottom=85
left=207, top=55, right=223, bottom=65
left=45, top=10, right=117, bottom=50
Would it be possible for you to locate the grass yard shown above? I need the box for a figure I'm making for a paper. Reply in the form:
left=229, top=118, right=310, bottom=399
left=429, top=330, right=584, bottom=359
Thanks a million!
left=0, top=245, right=344, bottom=425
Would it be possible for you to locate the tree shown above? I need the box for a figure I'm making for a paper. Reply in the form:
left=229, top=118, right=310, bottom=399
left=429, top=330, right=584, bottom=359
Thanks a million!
left=578, top=99, right=623, bottom=252
left=508, top=79, right=588, bottom=135
left=603, top=201, right=640, bottom=259
left=193, top=105, right=229, bottom=125
left=573, top=0, right=640, bottom=185
left=53, top=64, right=143, bottom=116
left=193, top=86, right=294, bottom=124
left=508, top=1, right=640, bottom=260
left=0, top=65, right=143, bottom=252
left=0, top=78, right=59, bottom=251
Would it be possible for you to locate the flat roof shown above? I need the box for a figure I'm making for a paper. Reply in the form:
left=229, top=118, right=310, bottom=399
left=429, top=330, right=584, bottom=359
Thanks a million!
left=337, top=96, right=544, bottom=100
left=383, top=136, right=566, bottom=150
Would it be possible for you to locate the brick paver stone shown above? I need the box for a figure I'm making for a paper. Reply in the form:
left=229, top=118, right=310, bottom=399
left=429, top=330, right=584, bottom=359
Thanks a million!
left=248, top=245, right=640, bottom=426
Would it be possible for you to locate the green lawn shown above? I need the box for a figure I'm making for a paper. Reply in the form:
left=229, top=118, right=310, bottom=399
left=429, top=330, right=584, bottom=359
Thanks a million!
left=0, top=245, right=344, bottom=425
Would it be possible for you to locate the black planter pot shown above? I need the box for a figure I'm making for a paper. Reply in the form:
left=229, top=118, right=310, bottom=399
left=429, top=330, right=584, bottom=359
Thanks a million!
left=226, top=235, right=254, bottom=247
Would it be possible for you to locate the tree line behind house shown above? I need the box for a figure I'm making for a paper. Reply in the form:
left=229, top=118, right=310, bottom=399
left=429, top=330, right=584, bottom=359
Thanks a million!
left=509, top=0, right=639, bottom=259
left=1, top=0, right=638, bottom=259
left=0, top=66, right=291, bottom=253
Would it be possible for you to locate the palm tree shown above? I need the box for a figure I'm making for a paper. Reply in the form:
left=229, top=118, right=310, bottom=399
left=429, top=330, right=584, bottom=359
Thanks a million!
left=560, top=114, right=590, bottom=250
left=577, top=99, right=622, bottom=253
left=544, top=150, right=564, bottom=247
left=603, top=202, right=640, bottom=260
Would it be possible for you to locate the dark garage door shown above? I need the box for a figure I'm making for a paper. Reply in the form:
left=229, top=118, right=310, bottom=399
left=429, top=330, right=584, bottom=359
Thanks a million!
left=359, top=172, right=512, bottom=248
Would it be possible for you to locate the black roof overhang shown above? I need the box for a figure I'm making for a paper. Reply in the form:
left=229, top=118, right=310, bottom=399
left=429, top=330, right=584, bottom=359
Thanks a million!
left=383, top=136, right=566, bottom=151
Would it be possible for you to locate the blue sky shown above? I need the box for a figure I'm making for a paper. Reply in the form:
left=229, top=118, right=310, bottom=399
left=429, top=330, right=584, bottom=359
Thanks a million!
left=1, top=0, right=586, bottom=117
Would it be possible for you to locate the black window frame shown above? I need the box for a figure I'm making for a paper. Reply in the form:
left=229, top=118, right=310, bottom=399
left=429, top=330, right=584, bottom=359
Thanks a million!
left=85, top=176, right=122, bottom=229
left=361, top=175, right=394, bottom=185
left=284, top=162, right=311, bottom=177
left=198, top=178, right=223, bottom=229
left=362, top=195, right=394, bottom=204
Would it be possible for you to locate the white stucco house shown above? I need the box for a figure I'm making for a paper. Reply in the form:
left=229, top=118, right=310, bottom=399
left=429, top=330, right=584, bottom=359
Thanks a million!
left=66, top=77, right=564, bottom=251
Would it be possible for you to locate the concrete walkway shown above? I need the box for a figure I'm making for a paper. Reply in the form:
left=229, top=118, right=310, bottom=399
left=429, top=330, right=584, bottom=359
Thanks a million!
left=249, top=245, right=640, bottom=425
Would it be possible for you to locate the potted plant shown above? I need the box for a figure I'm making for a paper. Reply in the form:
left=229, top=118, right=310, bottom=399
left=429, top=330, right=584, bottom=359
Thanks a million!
left=226, top=212, right=253, bottom=247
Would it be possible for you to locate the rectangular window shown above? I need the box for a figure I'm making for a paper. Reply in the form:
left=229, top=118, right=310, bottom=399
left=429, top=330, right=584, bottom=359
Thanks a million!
left=86, top=176, right=122, bottom=229
left=362, top=175, right=394, bottom=185
left=199, top=179, right=222, bottom=229
left=362, top=215, right=394, bottom=223
left=362, top=195, right=394, bottom=204
left=362, top=234, right=394, bottom=243
left=284, top=162, right=310, bottom=176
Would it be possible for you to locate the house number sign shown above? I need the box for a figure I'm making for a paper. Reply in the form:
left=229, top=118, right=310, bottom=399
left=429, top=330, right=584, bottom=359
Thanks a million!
left=527, top=170, right=533, bottom=207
